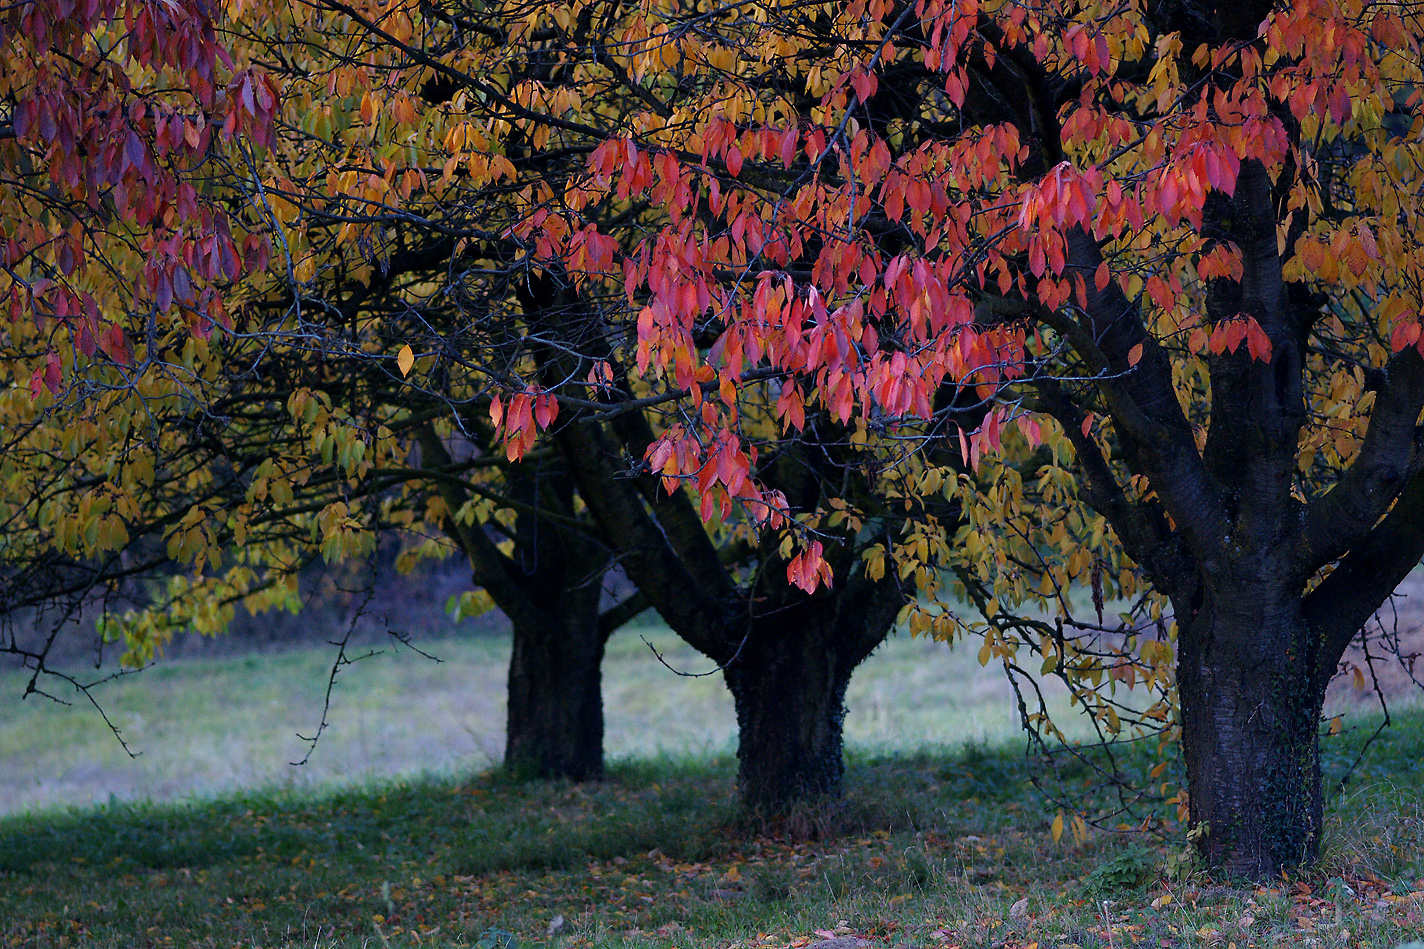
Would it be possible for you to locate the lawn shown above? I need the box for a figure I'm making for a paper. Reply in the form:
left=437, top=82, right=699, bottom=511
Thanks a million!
left=0, top=621, right=1421, bottom=949
left=0, top=622, right=1093, bottom=814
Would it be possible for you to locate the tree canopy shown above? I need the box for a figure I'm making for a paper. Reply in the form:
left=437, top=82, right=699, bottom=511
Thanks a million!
left=4, top=0, right=1424, bottom=879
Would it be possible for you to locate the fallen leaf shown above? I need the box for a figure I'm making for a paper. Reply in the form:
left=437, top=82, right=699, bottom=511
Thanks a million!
left=806, top=937, right=870, bottom=949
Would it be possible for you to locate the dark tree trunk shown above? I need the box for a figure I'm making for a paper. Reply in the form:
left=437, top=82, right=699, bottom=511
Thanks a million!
left=1178, top=587, right=1324, bottom=878
left=522, top=275, right=916, bottom=808
left=505, top=607, right=608, bottom=781
left=417, top=426, right=631, bottom=783
left=497, top=463, right=617, bottom=782
left=723, top=622, right=855, bottom=807
left=717, top=595, right=895, bottom=808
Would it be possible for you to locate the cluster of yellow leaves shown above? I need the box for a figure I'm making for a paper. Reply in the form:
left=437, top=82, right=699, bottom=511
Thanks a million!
left=10, top=0, right=1421, bottom=759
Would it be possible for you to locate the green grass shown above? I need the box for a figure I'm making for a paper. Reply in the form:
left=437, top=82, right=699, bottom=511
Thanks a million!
left=0, top=623, right=1099, bottom=815
left=1, top=623, right=1421, bottom=948
left=0, top=715, right=1420, bottom=949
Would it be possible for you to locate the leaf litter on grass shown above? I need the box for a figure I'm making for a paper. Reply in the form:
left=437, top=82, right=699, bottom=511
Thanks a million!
left=1, top=713, right=1422, bottom=949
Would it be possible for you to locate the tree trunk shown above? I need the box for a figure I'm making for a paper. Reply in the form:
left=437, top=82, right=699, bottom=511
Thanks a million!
left=1178, top=588, right=1324, bottom=878
left=721, top=614, right=859, bottom=808
left=504, top=607, right=608, bottom=781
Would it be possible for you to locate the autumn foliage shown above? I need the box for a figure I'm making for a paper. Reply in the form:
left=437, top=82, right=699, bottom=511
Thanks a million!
left=0, top=0, right=293, bottom=666
left=5, top=0, right=1424, bottom=878
left=2, top=0, right=277, bottom=380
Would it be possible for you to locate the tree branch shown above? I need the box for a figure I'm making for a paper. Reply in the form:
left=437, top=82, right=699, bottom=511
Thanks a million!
left=415, top=426, right=544, bottom=630
left=1303, top=467, right=1424, bottom=694
left=1298, top=346, right=1424, bottom=573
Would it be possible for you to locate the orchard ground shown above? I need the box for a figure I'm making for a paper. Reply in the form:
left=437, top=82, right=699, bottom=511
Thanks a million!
left=4, top=581, right=1420, bottom=814
left=0, top=592, right=1421, bottom=947
left=0, top=617, right=1096, bottom=814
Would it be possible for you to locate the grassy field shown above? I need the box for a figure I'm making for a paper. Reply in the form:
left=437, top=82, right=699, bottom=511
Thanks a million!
left=0, top=622, right=1104, bottom=815
left=1, top=621, right=1422, bottom=949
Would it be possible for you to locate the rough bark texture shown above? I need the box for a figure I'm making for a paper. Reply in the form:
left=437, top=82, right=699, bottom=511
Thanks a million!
left=721, top=611, right=860, bottom=807
left=1178, top=592, right=1323, bottom=877
left=505, top=605, right=608, bottom=781
left=718, top=570, right=906, bottom=806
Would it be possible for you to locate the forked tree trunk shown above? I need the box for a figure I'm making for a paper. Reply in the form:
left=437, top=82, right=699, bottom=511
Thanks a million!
left=505, top=607, right=608, bottom=781
left=720, top=613, right=864, bottom=808
left=1177, top=587, right=1324, bottom=877
left=525, top=276, right=908, bottom=808
left=419, top=426, right=620, bottom=783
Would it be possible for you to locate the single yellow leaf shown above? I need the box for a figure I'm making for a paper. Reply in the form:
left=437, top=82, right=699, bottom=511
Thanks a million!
left=397, top=344, right=414, bottom=377
left=1328, top=715, right=1343, bottom=735
left=1051, top=811, right=1064, bottom=843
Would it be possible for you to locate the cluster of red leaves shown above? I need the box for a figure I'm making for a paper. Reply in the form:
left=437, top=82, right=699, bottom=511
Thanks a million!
left=2, top=0, right=276, bottom=393
left=482, top=0, right=1422, bottom=598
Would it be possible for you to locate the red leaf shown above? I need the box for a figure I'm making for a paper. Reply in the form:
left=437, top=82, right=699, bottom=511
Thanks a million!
left=534, top=393, right=558, bottom=428
left=779, top=127, right=798, bottom=168
left=725, top=145, right=743, bottom=177
left=851, top=70, right=877, bottom=102
left=1245, top=318, right=1274, bottom=362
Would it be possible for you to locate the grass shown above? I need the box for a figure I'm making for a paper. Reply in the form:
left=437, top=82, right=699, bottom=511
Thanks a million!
left=1, top=623, right=1421, bottom=948
left=0, top=623, right=1092, bottom=815
left=0, top=718, right=1420, bottom=949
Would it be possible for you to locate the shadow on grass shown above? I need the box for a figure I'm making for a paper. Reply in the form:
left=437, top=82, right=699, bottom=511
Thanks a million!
left=0, top=712, right=1420, bottom=949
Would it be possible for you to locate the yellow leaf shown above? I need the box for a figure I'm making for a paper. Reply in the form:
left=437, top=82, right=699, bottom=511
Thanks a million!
left=1051, top=811, right=1064, bottom=843
left=1328, top=715, right=1343, bottom=735
left=397, top=344, right=415, bottom=377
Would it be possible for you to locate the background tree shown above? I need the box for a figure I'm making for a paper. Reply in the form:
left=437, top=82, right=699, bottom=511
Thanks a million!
left=0, top=0, right=644, bottom=783
left=0, top=306, right=648, bottom=781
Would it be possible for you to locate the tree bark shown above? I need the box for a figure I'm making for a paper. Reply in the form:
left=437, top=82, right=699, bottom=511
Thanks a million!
left=722, top=618, right=854, bottom=807
left=717, top=585, right=900, bottom=808
left=505, top=604, right=608, bottom=781
left=417, top=426, right=627, bottom=782
left=1177, top=587, right=1323, bottom=878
